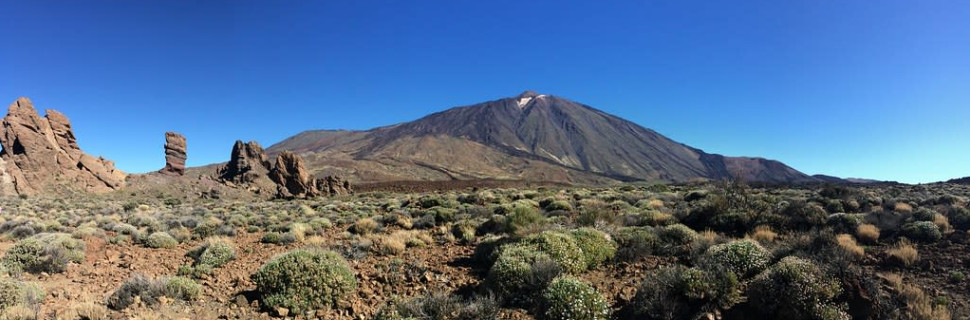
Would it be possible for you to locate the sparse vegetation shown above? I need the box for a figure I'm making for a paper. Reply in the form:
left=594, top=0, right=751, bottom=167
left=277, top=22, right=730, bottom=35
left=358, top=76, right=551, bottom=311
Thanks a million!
left=1, top=182, right=969, bottom=319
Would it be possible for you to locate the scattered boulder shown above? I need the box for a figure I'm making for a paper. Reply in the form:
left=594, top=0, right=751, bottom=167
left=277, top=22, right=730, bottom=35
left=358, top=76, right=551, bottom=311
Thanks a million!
left=0, top=97, right=126, bottom=195
left=317, top=175, right=352, bottom=196
left=218, top=140, right=271, bottom=184
left=160, top=132, right=187, bottom=175
left=268, top=151, right=319, bottom=199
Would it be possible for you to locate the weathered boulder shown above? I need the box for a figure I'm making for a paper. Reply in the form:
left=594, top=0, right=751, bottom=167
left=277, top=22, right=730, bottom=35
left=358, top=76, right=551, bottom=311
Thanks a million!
left=218, top=140, right=271, bottom=184
left=0, top=97, right=126, bottom=195
left=268, top=151, right=319, bottom=199
left=160, top=132, right=186, bottom=175
left=317, top=175, right=352, bottom=196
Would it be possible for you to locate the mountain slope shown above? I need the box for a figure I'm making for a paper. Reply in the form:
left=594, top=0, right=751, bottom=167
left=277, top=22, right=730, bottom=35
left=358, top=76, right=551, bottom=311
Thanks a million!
left=268, top=91, right=816, bottom=184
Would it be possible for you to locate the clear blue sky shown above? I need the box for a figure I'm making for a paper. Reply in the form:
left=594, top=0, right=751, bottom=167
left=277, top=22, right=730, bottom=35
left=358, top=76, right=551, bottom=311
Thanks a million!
left=1, top=1, right=967, bottom=183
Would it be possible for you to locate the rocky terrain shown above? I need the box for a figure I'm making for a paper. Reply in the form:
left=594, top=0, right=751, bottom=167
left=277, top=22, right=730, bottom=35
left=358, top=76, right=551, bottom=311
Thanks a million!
left=0, top=98, right=126, bottom=196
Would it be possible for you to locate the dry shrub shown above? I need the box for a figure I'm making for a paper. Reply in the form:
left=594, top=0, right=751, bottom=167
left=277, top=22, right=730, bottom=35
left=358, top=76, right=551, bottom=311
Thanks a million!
left=0, top=305, right=35, bottom=320
left=305, top=236, right=328, bottom=247
left=836, top=234, right=864, bottom=259
left=373, top=231, right=425, bottom=256
left=647, top=199, right=665, bottom=210
left=933, top=214, right=951, bottom=233
left=900, top=283, right=951, bottom=320
left=894, top=202, right=913, bottom=213
left=352, top=217, right=380, bottom=235
left=880, top=273, right=903, bottom=291
left=886, top=240, right=918, bottom=267
left=66, top=302, right=109, bottom=320
left=699, top=230, right=718, bottom=243
left=749, top=225, right=777, bottom=243
left=856, top=224, right=880, bottom=244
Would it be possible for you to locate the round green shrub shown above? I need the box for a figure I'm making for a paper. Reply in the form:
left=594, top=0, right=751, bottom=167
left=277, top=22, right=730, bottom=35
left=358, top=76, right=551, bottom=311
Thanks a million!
left=747, top=256, right=848, bottom=320
left=632, top=265, right=740, bottom=320
left=262, top=232, right=284, bottom=244
left=702, top=239, right=771, bottom=278
left=192, top=237, right=236, bottom=268
left=911, top=207, right=938, bottom=222
left=901, top=221, right=942, bottom=242
left=523, top=231, right=587, bottom=273
left=144, top=232, right=178, bottom=249
left=543, top=200, right=574, bottom=212
left=252, top=249, right=357, bottom=313
left=540, top=276, right=610, bottom=320
left=485, top=244, right=560, bottom=305
left=656, top=224, right=699, bottom=256
left=612, top=227, right=658, bottom=261
left=505, top=206, right=544, bottom=234
left=164, top=276, right=201, bottom=301
left=946, top=206, right=970, bottom=230
left=1, top=233, right=85, bottom=274
left=569, top=228, right=617, bottom=268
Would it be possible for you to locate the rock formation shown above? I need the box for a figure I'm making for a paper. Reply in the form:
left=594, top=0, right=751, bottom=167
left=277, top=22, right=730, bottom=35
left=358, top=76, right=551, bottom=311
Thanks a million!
left=160, top=132, right=186, bottom=175
left=217, top=140, right=271, bottom=184
left=268, top=151, right=319, bottom=199
left=0, top=97, right=126, bottom=195
left=317, top=175, right=352, bottom=196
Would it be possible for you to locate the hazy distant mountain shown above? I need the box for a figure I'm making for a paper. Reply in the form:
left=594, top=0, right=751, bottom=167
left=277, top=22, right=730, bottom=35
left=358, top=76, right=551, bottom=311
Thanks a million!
left=267, top=91, right=816, bottom=184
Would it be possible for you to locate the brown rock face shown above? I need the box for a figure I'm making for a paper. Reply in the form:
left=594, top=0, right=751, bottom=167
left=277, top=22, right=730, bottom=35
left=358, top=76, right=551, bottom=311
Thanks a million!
left=0, top=97, right=126, bottom=195
left=218, top=140, right=271, bottom=184
left=268, top=151, right=319, bottom=199
left=160, top=132, right=186, bottom=175
left=317, top=175, right=352, bottom=196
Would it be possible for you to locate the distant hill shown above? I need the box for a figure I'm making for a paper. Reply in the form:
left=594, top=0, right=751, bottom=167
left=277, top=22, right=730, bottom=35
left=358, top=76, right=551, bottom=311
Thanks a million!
left=267, top=91, right=818, bottom=184
left=947, top=177, right=970, bottom=185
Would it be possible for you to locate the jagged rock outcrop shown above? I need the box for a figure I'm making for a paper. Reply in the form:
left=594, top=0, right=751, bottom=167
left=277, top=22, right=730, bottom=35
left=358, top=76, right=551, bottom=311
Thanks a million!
left=218, top=140, right=271, bottom=184
left=317, top=175, right=352, bottom=196
left=160, top=132, right=186, bottom=175
left=0, top=97, right=126, bottom=195
left=268, top=151, right=319, bottom=199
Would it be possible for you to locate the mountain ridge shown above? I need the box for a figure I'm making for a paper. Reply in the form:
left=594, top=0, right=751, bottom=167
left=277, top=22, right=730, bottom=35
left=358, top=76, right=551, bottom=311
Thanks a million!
left=267, top=91, right=819, bottom=184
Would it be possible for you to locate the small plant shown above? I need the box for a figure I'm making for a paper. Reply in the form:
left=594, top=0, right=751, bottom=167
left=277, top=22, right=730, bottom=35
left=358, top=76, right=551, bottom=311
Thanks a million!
left=164, top=276, right=202, bottom=301
left=886, top=239, right=919, bottom=267
left=835, top=234, right=865, bottom=259
left=540, top=276, right=610, bottom=320
left=631, top=265, right=740, bottom=320
left=899, top=283, right=951, bottom=320
left=749, top=225, right=777, bottom=243
left=1, top=233, right=85, bottom=275
left=261, top=232, right=285, bottom=244
left=702, top=239, right=771, bottom=278
left=485, top=244, right=561, bottom=306
left=569, top=228, right=617, bottom=269
left=144, top=232, right=178, bottom=249
left=505, top=206, right=544, bottom=235
left=612, top=227, right=658, bottom=261
left=351, top=217, right=380, bottom=235
left=189, top=237, right=236, bottom=269
left=107, top=274, right=200, bottom=310
left=948, top=271, right=965, bottom=283
left=373, top=292, right=500, bottom=320
left=746, top=256, right=848, bottom=320
left=107, top=274, right=167, bottom=310
left=252, top=249, right=357, bottom=313
left=856, top=224, right=880, bottom=244
left=522, top=231, right=588, bottom=273
left=901, top=221, right=942, bottom=243
left=0, top=278, right=45, bottom=312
